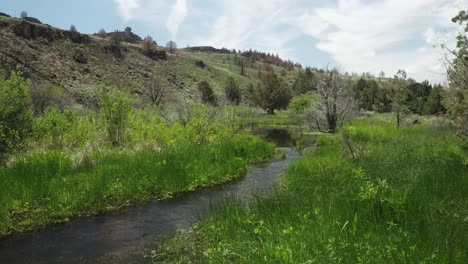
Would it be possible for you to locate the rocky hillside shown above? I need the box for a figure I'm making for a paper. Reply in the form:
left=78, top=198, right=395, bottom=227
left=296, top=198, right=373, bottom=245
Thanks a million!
left=0, top=14, right=301, bottom=107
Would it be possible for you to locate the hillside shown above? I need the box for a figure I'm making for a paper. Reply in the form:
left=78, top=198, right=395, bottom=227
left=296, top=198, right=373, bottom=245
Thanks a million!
left=0, top=15, right=300, bottom=107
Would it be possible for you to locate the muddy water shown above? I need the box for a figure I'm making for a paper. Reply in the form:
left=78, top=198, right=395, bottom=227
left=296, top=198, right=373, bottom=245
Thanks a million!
left=0, top=131, right=298, bottom=263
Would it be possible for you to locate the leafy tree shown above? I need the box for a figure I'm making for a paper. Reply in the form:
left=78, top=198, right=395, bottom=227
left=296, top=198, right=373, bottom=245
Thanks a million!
left=0, top=71, right=33, bottom=160
left=288, top=93, right=312, bottom=114
left=254, top=71, right=291, bottom=114
left=444, top=10, right=468, bottom=141
left=292, top=68, right=317, bottom=95
left=423, top=84, right=445, bottom=115
left=392, top=70, right=410, bottom=129
left=99, top=86, right=131, bottom=146
left=224, top=77, right=241, bottom=105
left=20, top=11, right=28, bottom=18
left=198, top=81, right=217, bottom=106
left=407, top=81, right=431, bottom=114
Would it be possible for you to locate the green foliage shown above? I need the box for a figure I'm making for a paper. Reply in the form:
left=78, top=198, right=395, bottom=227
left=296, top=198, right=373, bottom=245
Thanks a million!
left=224, top=77, right=241, bottom=105
left=353, top=78, right=379, bottom=111
left=445, top=10, right=468, bottom=140
left=288, top=93, right=312, bottom=114
left=30, top=84, right=70, bottom=114
left=0, top=72, right=33, bottom=161
left=292, top=67, right=316, bottom=95
left=0, top=107, right=275, bottom=237
left=198, top=81, right=217, bottom=106
left=99, top=86, right=131, bottom=146
left=422, top=84, right=445, bottom=115
left=254, top=71, right=292, bottom=114
left=157, top=119, right=467, bottom=263
left=391, top=70, right=410, bottom=128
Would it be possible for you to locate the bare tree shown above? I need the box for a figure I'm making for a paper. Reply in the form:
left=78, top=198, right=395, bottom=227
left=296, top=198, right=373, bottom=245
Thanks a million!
left=145, top=74, right=172, bottom=105
left=166, top=41, right=177, bottom=54
left=98, top=28, right=107, bottom=39
left=141, top=35, right=157, bottom=55
left=305, top=69, right=357, bottom=133
left=20, top=11, right=28, bottom=18
left=379, top=70, right=385, bottom=79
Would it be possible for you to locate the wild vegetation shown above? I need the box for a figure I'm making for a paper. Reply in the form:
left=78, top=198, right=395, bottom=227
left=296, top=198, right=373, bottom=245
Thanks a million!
left=0, top=72, right=277, bottom=238
left=0, top=9, right=466, bottom=264
left=154, top=116, right=467, bottom=263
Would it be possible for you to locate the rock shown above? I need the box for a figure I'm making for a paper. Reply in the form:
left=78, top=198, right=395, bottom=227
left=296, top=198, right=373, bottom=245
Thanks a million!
left=83, top=67, right=91, bottom=74
left=23, top=17, right=43, bottom=25
left=73, top=51, right=88, bottom=64
left=0, top=12, right=11, bottom=17
left=64, top=30, right=91, bottom=44
left=413, top=119, right=420, bottom=125
left=13, top=20, right=56, bottom=42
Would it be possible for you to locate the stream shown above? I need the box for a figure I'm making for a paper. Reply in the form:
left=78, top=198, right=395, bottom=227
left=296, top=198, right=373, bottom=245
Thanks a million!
left=0, top=130, right=299, bottom=263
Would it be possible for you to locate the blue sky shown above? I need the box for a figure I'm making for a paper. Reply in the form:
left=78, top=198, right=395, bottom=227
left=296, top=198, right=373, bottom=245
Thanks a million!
left=2, top=0, right=467, bottom=82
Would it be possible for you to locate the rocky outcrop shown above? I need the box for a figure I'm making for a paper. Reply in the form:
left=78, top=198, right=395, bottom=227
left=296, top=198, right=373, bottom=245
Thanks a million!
left=22, top=17, right=42, bottom=24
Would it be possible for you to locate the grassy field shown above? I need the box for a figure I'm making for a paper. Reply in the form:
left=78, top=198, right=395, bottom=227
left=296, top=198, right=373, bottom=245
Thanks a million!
left=0, top=106, right=276, bottom=238
left=154, top=117, right=468, bottom=263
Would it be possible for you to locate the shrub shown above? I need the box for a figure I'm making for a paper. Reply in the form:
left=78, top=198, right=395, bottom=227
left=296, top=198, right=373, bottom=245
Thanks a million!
left=30, top=84, right=70, bottom=114
left=98, top=28, right=107, bottom=39
left=70, top=25, right=77, bottom=33
left=224, top=77, right=241, bottom=105
left=99, top=86, right=131, bottom=146
left=198, top=81, right=217, bottom=106
left=0, top=72, right=33, bottom=160
left=288, top=93, right=312, bottom=114
left=254, top=71, right=291, bottom=114
left=141, top=35, right=157, bottom=56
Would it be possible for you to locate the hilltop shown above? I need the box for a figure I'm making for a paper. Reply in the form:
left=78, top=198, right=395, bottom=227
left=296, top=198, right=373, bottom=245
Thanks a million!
left=0, top=14, right=301, bottom=107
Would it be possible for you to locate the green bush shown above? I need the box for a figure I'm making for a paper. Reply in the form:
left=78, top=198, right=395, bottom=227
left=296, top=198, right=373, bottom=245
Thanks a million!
left=99, top=86, right=131, bottom=146
left=198, top=81, right=217, bottom=106
left=0, top=71, right=33, bottom=161
left=224, top=77, right=241, bottom=105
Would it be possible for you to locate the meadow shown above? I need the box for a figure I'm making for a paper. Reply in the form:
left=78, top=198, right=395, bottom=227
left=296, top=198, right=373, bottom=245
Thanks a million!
left=0, top=105, right=275, bottom=238
left=154, top=116, right=468, bottom=263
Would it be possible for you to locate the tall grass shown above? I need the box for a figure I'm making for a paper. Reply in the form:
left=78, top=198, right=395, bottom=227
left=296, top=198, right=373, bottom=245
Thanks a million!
left=155, top=119, right=467, bottom=263
left=0, top=106, right=275, bottom=237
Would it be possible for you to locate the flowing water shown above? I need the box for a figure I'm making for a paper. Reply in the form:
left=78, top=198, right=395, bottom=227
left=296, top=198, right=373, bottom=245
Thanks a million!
left=0, top=130, right=298, bottom=263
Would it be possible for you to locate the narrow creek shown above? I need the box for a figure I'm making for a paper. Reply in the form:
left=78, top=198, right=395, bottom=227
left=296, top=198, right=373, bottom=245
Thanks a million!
left=0, top=130, right=299, bottom=263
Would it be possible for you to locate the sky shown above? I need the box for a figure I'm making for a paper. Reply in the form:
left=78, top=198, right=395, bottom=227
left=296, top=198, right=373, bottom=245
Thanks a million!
left=1, top=0, right=467, bottom=83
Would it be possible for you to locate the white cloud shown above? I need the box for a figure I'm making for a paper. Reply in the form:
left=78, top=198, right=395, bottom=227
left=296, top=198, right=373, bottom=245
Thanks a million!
left=192, top=0, right=301, bottom=60
left=166, top=0, right=188, bottom=37
left=114, top=0, right=140, bottom=21
left=293, top=0, right=467, bottom=82
left=112, top=0, right=467, bottom=82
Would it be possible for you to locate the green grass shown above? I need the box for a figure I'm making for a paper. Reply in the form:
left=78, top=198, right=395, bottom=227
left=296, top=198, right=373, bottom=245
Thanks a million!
left=154, top=118, right=468, bottom=263
left=0, top=106, right=276, bottom=238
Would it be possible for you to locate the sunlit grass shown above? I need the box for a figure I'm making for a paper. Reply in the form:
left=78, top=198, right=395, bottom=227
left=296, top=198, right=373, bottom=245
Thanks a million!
left=155, top=118, right=468, bottom=263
